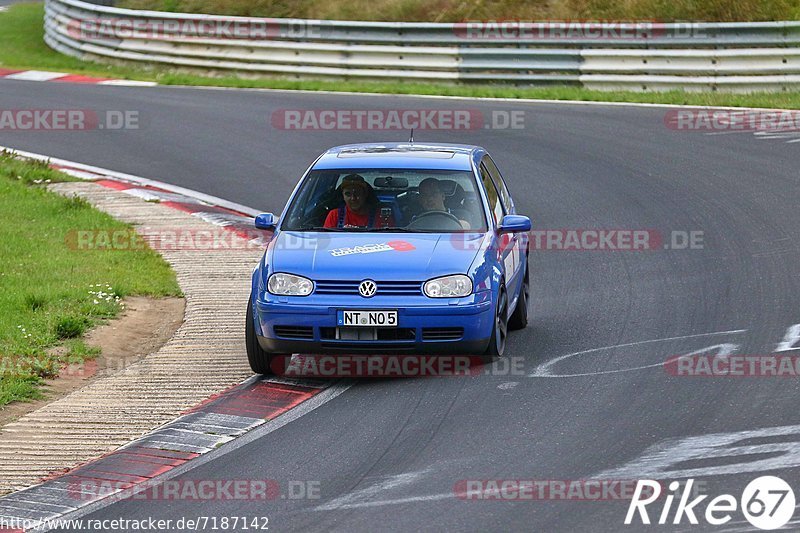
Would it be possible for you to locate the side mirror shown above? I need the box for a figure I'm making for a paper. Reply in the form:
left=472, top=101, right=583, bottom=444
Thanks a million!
left=498, top=215, right=531, bottom=233
left=254, top=213, right=276, bottom=230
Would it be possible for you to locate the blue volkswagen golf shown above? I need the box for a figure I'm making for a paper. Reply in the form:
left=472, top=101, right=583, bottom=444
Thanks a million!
left=246, top=143, right=531, bottom=374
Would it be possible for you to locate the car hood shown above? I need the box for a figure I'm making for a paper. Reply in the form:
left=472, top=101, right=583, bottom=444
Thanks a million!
left=269, top=231, right=485, bottom=280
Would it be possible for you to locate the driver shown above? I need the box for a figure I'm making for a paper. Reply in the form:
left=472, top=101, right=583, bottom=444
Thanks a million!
left=414, top=178, right=470, bottom=229
left=323, top=174, right=395, bottom=229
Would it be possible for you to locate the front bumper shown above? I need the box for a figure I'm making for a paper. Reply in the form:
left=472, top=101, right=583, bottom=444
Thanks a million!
left=254, top=292, right=494, bottom=355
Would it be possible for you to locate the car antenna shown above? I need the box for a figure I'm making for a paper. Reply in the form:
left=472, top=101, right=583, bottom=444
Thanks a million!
left=409, top=128, right=414, bottom=144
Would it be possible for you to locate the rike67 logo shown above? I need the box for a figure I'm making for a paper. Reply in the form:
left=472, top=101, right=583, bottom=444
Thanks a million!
left=626, top=476, right=795, bottom=530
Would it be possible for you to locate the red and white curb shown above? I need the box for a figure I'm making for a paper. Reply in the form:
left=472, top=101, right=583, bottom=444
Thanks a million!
left=0, top=68, right=156, bottom=86
left=77, top=177, right=265, bottom=243
left=0, top=147, right=351, bottom=531
left=1, top=145, right=261, bottom=236
left=0, top=377, right=342, bottom=532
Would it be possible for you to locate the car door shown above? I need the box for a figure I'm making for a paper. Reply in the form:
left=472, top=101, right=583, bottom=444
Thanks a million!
left=480, top=156, right=524, bottom=307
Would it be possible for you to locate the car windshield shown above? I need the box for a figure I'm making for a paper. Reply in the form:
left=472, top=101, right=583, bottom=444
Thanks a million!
left=280, top=169, right=488, bottom=232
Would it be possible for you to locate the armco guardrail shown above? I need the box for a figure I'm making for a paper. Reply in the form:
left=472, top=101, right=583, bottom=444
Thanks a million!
left=44, top=0, right=800, bottom=91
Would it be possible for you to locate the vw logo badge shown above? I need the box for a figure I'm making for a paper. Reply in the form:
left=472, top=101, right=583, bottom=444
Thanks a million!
left=359, top=279, right=377, bottom=298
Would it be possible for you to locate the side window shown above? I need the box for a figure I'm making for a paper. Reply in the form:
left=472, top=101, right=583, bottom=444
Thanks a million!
left=483, top=156, right=512, bottom=212
left=480, top=162, right=505, bottom=226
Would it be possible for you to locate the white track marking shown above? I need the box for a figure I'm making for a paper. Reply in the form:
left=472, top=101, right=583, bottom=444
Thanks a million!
left=756, top=135, right=794, bottom=140
left=97, top=79, right=158, bottom=86
left=316, top=492, right=454, bottom=510
left=595, top=424, right=800, bottom=480
left=4, top=70, right=68, bottom=81
left=529, top=329, right=747, bottom=378
left=185, top=85, right=800, bottom=113
left=776, top=324, right=800, bottom=352
left=703, top=131, right=752, bottom=136
left=0, top=56, right=792, bottom=116
left=0, top=62, right=790, bottom=115
left=705, top=129, right=800, bottom=145
left=682, top=342, right=739, bottom=361
left=315, top=469, right=430, bottom=511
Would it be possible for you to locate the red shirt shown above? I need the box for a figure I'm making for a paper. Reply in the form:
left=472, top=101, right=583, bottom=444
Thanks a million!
left=323, top=206, right=395, bottom=228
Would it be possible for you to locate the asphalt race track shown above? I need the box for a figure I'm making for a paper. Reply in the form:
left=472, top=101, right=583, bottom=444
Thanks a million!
left=0, top=0, right=31, bottom=7
left=2, top=79, right=800, bottom=531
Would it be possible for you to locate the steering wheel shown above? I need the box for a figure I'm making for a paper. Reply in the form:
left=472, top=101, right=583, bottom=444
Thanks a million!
left=298, top=212, right=324, bottom=228
left=407, top=210, right=463, bottom=230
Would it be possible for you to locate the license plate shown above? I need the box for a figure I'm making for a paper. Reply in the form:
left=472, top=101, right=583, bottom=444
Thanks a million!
left=338, top=310, right=398, bottom=327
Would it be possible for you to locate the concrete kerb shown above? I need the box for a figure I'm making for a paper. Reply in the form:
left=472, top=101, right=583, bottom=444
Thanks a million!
left=0, top=178, right=256, bottom=494
left=0, top=150, right=324, bottom=509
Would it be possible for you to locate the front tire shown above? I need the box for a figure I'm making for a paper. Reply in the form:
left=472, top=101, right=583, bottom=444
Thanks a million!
left=481, top=287, right=508, bottom=363
left=246, top=296, right=275, bottom=375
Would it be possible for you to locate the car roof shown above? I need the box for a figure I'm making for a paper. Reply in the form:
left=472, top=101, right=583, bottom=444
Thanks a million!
left=312, top=142, right=484, bottom=171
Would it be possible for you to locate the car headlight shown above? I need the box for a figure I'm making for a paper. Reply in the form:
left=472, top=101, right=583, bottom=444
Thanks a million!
left=423, top=274, right=473, bottom=298
left=268, top=273, right=313, bottom=296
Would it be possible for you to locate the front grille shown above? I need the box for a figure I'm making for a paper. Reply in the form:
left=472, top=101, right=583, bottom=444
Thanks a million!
left=273, top=326, right=314, bottom=340
left=320, top=342, right=416, bottom=352
left=314, top=280, right=422, bottom=296
left=320, top=327, right=416, bottom=341
left=422, top=327, right=464, bottom=341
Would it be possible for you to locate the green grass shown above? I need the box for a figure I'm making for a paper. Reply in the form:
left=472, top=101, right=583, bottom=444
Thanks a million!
left=0, top=2, right=165, bottom=78
left=118, top=0, right=800, bottom=23
left=0, top=152, right=181, bottom=407
left=7, top=3, right=800, bottom=110
left=0, top=375, right=41, bottom=406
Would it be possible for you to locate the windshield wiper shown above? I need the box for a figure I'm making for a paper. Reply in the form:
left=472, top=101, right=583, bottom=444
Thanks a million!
left=293, top=225, right=435, bottom=233
left=370, top=227, right=443, bottom=233
left=368, top=227, right=419, bottom=232
left=294, top=225, right=346, bottom=232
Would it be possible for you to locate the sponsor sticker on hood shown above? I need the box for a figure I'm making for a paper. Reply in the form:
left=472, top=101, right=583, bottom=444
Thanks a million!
left=329, top=240, right=416, bottom=257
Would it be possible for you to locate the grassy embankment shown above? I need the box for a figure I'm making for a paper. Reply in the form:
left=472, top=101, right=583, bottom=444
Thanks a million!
left=0, top=153, right=181, bottom=406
